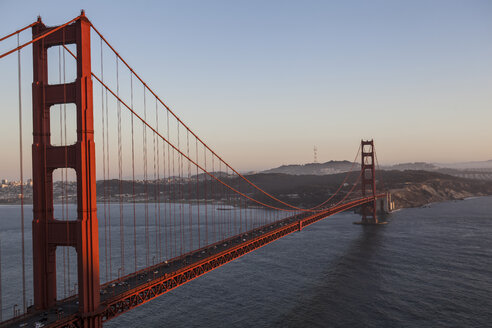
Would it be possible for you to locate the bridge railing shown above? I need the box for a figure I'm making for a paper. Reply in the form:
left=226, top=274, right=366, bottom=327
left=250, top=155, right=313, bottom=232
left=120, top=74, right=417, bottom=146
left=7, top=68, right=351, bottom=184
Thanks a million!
left=0, top=14, right=387, bottom=325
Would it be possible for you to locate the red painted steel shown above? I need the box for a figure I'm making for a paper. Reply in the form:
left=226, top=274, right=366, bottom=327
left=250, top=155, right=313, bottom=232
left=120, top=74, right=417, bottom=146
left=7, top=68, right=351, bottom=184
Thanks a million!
left=0, top=20, right=39, bottom=42
left=99, top=195, right=385, bottom=323
left=31, top=12, right=101, bottom=327
left=1, top=13, right=389, bottom=328
left=2, top=196, right=384, bottom=328
left=360, top=139, right=378, bottom=223
left=0, top=16, right=81, bottom=59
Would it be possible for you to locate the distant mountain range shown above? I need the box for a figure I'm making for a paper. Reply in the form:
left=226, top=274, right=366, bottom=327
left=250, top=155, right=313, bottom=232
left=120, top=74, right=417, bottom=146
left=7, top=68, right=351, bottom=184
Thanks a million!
left=382, top=162, right=438, bottom=171
left=435, top=160, right=492, bottom=170
left=261, top=160, right=355, bottom=175
left=260, top=160, right=492, bottom=180
left=383, top=160, right=492, bottom=171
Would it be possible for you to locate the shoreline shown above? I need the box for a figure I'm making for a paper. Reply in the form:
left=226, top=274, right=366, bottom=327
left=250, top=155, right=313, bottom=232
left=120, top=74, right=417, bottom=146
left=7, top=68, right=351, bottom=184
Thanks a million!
left=2, top=194, right=491, bottom=210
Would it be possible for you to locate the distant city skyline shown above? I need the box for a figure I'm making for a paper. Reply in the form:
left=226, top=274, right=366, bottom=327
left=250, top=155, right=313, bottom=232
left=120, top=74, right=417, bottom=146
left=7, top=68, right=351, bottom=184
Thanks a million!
left=0, top=0, right=491, bottom=180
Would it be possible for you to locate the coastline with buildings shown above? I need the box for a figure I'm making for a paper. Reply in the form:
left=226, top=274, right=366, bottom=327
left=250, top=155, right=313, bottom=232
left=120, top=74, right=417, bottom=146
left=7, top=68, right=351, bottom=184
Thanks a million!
left=2, top=169, right=492, bottom=210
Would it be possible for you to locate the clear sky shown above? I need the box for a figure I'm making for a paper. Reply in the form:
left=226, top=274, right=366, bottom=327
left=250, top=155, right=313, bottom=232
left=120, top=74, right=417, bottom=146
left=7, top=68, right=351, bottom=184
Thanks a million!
left=0, top=0, right=491, bottom=179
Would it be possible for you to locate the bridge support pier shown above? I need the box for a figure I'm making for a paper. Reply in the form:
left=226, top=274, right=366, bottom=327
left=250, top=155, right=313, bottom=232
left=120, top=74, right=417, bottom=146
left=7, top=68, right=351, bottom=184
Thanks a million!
left=32, top=12, right=101, bottom=326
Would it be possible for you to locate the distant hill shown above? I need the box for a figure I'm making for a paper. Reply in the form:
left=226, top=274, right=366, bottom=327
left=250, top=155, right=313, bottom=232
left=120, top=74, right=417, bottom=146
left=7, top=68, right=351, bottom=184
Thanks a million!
left=261, top=160, right=355, bottom=175
left=241, top=170, right=492, bottom=209
left=382, top=161, right=492, bottom=181
left=436, top=160, right=492, bottom=170
left=382, top=162, right=438, bottom=171
left=381, top=160, right=492, bottom=171
left=3, top=170, right=491, bottom=209
left=261, top=159, right=492, bottom=181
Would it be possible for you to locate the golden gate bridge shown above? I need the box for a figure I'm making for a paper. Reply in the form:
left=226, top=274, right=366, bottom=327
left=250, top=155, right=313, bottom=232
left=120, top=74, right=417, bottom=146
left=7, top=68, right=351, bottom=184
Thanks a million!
left=0, top=12, right=388, bottom=327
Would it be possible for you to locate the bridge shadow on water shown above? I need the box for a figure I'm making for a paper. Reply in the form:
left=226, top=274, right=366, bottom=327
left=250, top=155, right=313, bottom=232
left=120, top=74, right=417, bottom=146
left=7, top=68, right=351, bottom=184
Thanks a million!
left=276, top=226, right=390, bottom=328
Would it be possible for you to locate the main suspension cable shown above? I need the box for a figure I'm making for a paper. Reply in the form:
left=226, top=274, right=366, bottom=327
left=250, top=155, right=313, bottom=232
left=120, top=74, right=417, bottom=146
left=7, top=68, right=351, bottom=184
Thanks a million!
left=63, top=29, right=366, bottom=214
left=0, top=20, right=39, bottom=42
left=88, top=22, right=337, bottom=212
left=373, top=144, right=387, bottom=193
left=307, top=145, right=362, bottom=210
left=0, top=16, right=80, bottom=59
left=89, top=70, right=300, bottom=211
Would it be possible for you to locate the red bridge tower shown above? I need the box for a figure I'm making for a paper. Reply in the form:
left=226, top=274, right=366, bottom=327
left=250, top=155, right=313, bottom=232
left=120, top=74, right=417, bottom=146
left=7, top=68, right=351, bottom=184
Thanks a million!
left=359, top=139, right=379, bottom=224
left=31, top=12, right=101, bottom=327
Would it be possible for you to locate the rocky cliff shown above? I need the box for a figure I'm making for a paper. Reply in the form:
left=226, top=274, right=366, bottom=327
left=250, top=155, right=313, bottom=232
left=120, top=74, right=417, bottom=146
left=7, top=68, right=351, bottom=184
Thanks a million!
left=390, top=178, right=492, bottom=209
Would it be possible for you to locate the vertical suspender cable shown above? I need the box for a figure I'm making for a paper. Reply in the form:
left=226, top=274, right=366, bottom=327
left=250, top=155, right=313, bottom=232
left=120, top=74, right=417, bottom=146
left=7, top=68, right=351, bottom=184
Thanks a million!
left=220, top=163, right=224, bottom=237
left=225, top=165, right=229, bottom=236
left=177, top=123, right=183, bottom=255
left=156, top=98, right=162, bottom=261
left=218, top=161, right=221, bottom=240
left=219, top=160, right=222, bottom=239
left=373, top=145, right=387, bottom=193
left=162, top=112, right=167, bottom=260
left=228, top=166, right=233, bottom=235
left=226, top=166, right=230, bottom=235
left=195, top=138, right=200, bottom=248
left=106, top=59, right=112, bottom=281
left=246, top=180, right=250, bottom=230
left=153, top=99, right=159, bottom=260
left=100, top=38, right=109, bottom=282
left=187, top=131, right=192, bottom=252
left=172, top=125, right=177, bottom=257
left=116, top=56, right=124, bottom=274
left=239, top=176, right=242, bottom=234
left=245, top=182, right=248, bottom=231
left=211, top=155, right=216, bottom=242
left=17, top=34, right=26, bottom=314
left=130, top=74, right=137, bottom=272
left=143, top=87, right=149, bottom=267
left=231, top=167, right=237, bottom=234
left=167, top=110, right=174, bottom=258
left=203, top=145, right=208, bottom=246
left=221, top=162, right=225, bottom=240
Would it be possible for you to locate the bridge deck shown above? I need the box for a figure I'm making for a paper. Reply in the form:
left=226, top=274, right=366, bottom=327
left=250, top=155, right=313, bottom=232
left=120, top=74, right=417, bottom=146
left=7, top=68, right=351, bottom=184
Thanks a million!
left=2, top=196, right=382, bottom=328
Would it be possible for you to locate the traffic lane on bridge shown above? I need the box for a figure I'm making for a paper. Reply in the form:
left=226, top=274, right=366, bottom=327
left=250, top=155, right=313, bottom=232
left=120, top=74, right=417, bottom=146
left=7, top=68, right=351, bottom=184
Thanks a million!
left=3, top=209, right=322, bottom=327
left=100, top=211, right=310, bottom=303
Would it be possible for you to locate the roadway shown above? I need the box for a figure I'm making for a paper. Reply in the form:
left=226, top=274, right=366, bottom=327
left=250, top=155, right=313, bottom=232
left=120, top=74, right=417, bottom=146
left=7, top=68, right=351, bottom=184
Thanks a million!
left=2, top=195, right=383, bottom=328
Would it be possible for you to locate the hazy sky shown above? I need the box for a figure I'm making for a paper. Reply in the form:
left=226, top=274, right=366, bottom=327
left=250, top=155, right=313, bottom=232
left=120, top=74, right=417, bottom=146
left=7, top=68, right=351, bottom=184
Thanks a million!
left=0, top=0, right=491, bottom=179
